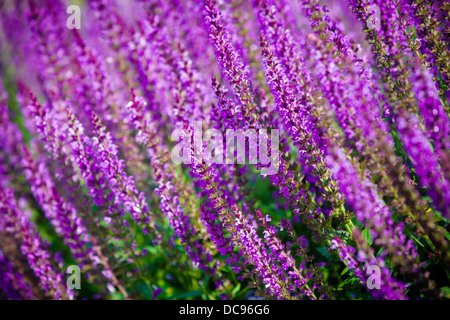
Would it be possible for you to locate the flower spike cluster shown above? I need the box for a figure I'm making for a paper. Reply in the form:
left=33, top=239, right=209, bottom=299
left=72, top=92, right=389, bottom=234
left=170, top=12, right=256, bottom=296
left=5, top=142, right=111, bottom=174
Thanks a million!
left=0, top=0, right=448, bottom=300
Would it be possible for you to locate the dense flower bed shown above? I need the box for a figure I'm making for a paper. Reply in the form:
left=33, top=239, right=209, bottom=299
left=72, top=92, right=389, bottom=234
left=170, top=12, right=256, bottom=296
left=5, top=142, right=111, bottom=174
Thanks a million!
left=0, top=0, right=449, bottom=300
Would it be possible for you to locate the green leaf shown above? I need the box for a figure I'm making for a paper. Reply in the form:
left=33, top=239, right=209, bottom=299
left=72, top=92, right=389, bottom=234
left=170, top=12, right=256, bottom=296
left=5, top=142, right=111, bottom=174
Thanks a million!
left=172, top=290, right=203, bottom=299
left=231, top=283, right=241, bottom=297
left=340, top=267, right=349, bottom=276
left=362, top=228, right=373, bottom=246
left=440, top=287, right=450, bottom=299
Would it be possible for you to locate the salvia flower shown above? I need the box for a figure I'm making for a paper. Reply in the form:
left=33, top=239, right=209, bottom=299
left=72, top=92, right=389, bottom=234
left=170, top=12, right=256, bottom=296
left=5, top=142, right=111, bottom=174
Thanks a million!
left=0, top=0, right=448, bottom=301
